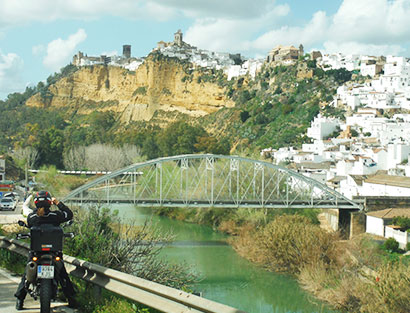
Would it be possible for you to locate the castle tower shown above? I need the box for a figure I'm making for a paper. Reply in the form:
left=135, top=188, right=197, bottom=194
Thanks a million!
left=174, top=29, right=183, bottom=46
left=123, top=45, right=131, bottom=58
left=299, top=44, right=304, bottom=57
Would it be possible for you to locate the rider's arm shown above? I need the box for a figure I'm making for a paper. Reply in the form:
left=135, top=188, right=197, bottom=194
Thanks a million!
left=55, top=201, right=73, bottom=222
left=27, top=212, right=38, bottom=227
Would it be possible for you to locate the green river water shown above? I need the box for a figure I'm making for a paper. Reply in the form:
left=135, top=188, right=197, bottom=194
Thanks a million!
left=111, top=204, right=335, bottom=313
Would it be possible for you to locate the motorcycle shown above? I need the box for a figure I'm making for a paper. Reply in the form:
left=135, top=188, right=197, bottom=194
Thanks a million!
left=16, top=220, right=74, bottom=313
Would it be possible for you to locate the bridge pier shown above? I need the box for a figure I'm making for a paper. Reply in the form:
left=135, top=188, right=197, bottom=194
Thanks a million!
left=321, top=209, right=364, bottom=239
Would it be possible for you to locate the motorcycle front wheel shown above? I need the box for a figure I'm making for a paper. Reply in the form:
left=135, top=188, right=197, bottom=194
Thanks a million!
left=40, top=279, right=52, bottom=313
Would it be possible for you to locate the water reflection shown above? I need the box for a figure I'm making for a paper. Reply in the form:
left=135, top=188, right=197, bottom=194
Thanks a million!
left=109, top=204, right=335, bottom=313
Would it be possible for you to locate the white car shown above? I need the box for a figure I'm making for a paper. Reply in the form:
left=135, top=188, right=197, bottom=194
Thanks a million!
left=0, top=197, right=17, bottom=211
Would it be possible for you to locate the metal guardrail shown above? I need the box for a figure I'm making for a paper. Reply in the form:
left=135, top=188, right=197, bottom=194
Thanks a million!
left=0, top=236, right=246, bottom=313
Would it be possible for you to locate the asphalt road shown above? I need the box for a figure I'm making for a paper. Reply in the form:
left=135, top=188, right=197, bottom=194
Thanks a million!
left=0, top=201, right=78, bottom=312
left=0, top=268, right=76, bottom=313
left=0, top=201, right=24, bottom=225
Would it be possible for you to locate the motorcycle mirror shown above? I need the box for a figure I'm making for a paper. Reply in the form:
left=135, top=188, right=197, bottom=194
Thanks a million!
left=66, top=220, right=74, bottom=226
left=18, top=220, right=28, bottom=228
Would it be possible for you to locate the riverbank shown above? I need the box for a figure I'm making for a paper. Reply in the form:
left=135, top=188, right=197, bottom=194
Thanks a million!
left=154, top=206, right=410, bottom=313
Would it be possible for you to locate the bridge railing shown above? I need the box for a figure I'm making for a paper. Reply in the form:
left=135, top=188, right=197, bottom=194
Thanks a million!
left=0, top=236, right=245, bottom=313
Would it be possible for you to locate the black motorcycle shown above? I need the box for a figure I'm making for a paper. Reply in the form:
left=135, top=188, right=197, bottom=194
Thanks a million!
left=16, top=220, right=74, bottom=313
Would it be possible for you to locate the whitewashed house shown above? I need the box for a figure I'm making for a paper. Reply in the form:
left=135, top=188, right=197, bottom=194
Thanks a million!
left=272, top=147, right=298, bottom=164
left=307, top=114, right=340, bottom=140
left=340, top=174, right=368, bottom=199
left=351, top=156, right=378, bottom=175
left=387, top=143, right=410, bottom=169
left=366, top=208, right=410, bottom=248
left=361, top=174, right=410, bottom=196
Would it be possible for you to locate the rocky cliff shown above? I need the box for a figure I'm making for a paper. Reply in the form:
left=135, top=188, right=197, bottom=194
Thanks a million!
left=26, top=55, right=234, bottom=123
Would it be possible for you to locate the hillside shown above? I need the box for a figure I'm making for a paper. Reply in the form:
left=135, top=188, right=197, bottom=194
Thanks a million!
left=26, top=52, right=234, bottom=124
left=199, top=60, right=354, bottom=151
left=0, top=53, right=358, bottom=168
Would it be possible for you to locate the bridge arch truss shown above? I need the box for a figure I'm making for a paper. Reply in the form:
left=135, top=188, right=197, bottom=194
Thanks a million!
left=64, top=154, right=359, bottom=209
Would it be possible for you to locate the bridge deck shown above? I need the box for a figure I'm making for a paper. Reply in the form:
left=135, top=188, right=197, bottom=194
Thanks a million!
left=66, top=198, right=359, bottom=209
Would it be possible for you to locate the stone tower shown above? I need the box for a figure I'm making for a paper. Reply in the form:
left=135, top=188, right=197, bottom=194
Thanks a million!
left=174, top=29, right=183, bottom=46
left=299, top=44, right=304, bottom=57
left=123, top=45, right=131, bottom=58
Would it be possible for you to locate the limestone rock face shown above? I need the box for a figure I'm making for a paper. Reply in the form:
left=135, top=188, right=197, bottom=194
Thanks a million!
left=26, top=57, right=234, bottom=123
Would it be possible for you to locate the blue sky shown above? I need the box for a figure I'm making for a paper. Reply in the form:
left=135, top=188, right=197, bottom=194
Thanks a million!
left=1, top=0, right=410, bottom=100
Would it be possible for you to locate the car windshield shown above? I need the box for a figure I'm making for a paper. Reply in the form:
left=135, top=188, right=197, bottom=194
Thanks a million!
left=1, top=198, right=12, bottom=203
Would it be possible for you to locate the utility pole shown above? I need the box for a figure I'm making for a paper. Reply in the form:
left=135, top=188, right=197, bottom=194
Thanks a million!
left=25, top=161, right=28, bottom=199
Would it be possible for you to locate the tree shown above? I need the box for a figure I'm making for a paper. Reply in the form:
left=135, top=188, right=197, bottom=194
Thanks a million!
left=194, top=136, right=231, bottom=155
left=12, top=146, right=39, bottom=169
left=34, top=127, right=65, bottom=168
left=392, top=216, right=410, bottom=231
left=240, top=110, right=250, bottom=123
left=156, top=122, right=206, bottom=156
left=142, top=137, right=159, bottom=160
left=63, top=146, right=86, bottom=170
left=12, top=146, right=39, bottom=185
left=84, top=144, right=126, bottom=171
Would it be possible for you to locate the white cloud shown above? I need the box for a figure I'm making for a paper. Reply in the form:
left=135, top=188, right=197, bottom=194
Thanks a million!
left=323, top=41, right=405, bottom=56
left=43, top=29, right=87, bottom=71
left=247, top=0, right=410, bottom=56
left=152, top=0, right=278, bottom=19
left=329, top=0, right=410, bottom=44
left=184, top=3, right=290, bottom=53
left=32, top=44, right=45, bottom=56
left=0, top=0, right=176, bottom=28
left=0, top=50, right=24, bottom=94
left=101, top=50, right=118, bottom=57
left=252, top=11, right=328, bottom=51
left=0, top=0, right=285, bottom=28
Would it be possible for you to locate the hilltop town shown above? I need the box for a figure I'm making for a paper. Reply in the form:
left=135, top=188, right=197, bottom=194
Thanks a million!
left=262, top=53, right=410, bottom=202
left=60, top=30, right=410, bottom=202
left=72, top=29, right=264, bottom=80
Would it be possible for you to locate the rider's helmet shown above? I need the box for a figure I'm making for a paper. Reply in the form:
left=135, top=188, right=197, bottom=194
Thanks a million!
left=33, top=190, right=52, bottom=209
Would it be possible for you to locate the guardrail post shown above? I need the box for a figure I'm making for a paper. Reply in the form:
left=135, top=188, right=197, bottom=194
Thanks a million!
left=93, top=285, right=102, bottom=299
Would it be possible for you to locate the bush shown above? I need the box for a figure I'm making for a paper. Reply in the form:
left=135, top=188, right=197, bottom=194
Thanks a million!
left=240, top=110, right=250, bottom=122
left=393, top=216, right=410, bottom=231
left=407, top=242, right=410, bottom=251
left=384, top=237, right=400, bottom=253
left=64, top=206, right=198, bottom=289
left=249, top=215, right=339, bottom=273
left=359, top=261, right=410, bottom=313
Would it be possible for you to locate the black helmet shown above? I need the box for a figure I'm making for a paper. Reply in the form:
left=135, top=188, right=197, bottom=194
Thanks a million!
left=34, top=190, right=52, bottom=208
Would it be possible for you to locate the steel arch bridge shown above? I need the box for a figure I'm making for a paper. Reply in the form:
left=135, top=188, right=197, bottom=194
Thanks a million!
left=63, top=154, right=360, bottom=210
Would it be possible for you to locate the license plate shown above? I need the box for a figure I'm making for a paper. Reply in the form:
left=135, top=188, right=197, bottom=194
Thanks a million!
left=37, top=265, right=54, bottom=279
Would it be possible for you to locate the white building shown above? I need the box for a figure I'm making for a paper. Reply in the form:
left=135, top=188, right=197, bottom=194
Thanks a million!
left=273, top=147, right=298, bottom=164
left=387, top=143, right=410, bottom=169
left=361, top=174, right=410, bottom=197
left=307, top=114, right=340, bottom=140
left=366, top=208, right=410, bottom=248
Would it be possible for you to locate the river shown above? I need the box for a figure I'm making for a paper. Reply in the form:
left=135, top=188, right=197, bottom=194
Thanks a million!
left=111, top=204, right=335, bottom=313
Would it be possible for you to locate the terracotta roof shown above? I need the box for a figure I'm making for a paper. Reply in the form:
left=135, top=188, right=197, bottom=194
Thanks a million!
left=367, top=208, right=410, bottom=219
left=364, top=174, right=410, bottom=189
left=296, top=162, right=332, bottom=170
left=328, top=176, right=346, bottom=183
left=350, top=175, right=369, bottom=186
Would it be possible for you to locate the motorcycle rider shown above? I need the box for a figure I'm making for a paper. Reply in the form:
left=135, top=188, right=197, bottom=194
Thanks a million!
left=15, top=190, right=77, bottom=310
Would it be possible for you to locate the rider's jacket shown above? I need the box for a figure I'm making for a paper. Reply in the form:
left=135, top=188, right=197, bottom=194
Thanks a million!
left=27, top=202, right=73, bottom=227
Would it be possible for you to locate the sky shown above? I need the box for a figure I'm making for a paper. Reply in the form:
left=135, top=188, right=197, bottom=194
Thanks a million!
left=1, top=0, right=410, bottom=100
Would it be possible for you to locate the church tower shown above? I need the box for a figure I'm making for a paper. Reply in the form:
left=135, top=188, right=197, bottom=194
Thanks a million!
left=299, top=44, right=304, bottom=57
left=174, top=29, right=183, bottom=46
